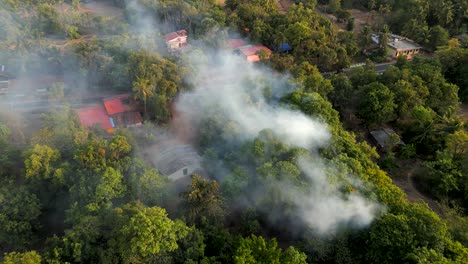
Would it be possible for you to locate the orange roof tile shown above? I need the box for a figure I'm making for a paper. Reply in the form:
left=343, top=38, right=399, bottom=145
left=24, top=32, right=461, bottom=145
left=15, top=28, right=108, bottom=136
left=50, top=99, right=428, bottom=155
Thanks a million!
left=77, top=105, right=113, bottom=130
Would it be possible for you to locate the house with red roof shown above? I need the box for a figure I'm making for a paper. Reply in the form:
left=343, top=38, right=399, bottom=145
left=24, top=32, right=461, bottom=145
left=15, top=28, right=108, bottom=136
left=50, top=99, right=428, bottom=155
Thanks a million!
left=164, top=30, right=188, bottom=51
left=102, top=94, right=143, bottom=128
left=234, top=45, right=272, bottom=62
left=227, top=38, right=248, bottom=50
left=77, top=104, right=115, bottom=133
left=77, top=94, right=142, bottom=133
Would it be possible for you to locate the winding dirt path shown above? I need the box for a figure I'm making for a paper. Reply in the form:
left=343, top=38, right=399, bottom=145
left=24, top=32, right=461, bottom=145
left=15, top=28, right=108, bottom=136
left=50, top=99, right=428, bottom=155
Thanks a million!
left=389, top=159, right=441, bottom=214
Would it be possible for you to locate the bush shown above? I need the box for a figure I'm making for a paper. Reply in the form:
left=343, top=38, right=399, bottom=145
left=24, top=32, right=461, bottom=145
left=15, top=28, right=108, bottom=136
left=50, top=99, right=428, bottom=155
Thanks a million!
left=66, top=25, right=80, bottom=39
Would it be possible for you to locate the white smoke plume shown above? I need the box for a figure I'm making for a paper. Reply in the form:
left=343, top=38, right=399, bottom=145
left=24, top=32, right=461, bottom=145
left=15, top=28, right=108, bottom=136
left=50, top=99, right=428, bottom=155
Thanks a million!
left=119, top=0, right=382, bottom=235
left=175, top=50, right=381, bottom=235
left=296, top=158, right=380, bottom=234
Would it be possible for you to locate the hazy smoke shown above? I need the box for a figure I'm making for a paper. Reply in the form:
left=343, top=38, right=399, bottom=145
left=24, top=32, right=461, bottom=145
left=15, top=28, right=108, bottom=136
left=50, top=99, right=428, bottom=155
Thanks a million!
left=175, top=49, right=381, bottom=234
left=297, top=158, right=380, bottom=234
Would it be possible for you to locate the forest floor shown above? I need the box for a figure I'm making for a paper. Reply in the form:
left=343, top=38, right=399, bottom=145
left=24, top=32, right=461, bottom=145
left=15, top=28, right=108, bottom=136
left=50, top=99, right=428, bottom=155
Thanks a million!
left=81, top=1, right=124, bottom=18
left=277, top=0, right=292, bottom=13
left=388, top=159, right=442, bottom=214
left=315, top=5, right=378, bottom=34
left=459, top=103, right=468, bottom=121
left=59, top=1, right=123, bottom=19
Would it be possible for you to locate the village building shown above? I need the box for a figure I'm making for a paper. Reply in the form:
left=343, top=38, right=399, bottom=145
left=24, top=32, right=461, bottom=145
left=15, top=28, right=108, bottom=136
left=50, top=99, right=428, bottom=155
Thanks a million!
left=77, top=94, right=142, bottom=133
left=102, top=94, right=143, bottom=128
left=234, top=44, right=272, bottom=62
left=372, top=33, right=422, bottom=60
left=227, top=38, right=248, bottom=50
left=370, top=128, right=405, bottom=150
left=387, top=36, right=422, bottom=60
left=164, top=30, right=188, bottom=51
left=144, top=140, right=202, bottom=181
left=77, top=104, right=115, bottom=133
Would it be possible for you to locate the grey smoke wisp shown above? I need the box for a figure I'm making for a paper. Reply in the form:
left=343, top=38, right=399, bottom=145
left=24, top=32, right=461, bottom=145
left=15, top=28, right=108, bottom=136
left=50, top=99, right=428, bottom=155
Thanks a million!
left=174, top=49, right=382, bottom=235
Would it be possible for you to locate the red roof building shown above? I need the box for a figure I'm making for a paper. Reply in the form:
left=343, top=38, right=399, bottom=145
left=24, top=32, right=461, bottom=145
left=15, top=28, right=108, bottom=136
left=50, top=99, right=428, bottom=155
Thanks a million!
left=227, top=39, right=248, bottom=49
left=235, top=45, right=272, bottom=62
left=77, top=105, right=114, bottom=133
left=103, top=93, right=134, bottom=115
left=77, top=94, right=142, bottom=133
left=164, top=30, right=188, bottom=51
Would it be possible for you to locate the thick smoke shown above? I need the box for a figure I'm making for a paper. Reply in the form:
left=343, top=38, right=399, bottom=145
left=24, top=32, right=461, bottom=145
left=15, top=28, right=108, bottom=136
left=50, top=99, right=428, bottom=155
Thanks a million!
left=175, top=50, right=381, bottom=234
left=296, top=158, right=380, bottom=234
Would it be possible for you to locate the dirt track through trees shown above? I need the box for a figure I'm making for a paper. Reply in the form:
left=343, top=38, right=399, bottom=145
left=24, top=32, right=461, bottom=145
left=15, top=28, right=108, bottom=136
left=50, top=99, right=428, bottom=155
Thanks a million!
left=389, top=159, right=441, bottom=214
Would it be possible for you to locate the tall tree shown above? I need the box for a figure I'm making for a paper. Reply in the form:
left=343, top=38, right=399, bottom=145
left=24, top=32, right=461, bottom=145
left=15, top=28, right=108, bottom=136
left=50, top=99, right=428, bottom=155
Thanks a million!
left=132, top=77, right=154, bottom=116
left=181, top=174, right=224, bottom=225
left=358, top=82, right=397, bottom=126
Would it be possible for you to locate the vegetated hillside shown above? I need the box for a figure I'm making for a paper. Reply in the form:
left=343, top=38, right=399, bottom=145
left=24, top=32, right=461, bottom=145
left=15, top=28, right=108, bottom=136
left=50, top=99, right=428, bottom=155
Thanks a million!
left=0, top=0, right=467, bottom=263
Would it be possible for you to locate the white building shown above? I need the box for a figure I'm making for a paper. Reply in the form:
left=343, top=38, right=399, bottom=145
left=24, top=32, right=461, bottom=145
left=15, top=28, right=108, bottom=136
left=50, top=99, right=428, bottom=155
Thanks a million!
left=145, top=140, right=202, bottom=181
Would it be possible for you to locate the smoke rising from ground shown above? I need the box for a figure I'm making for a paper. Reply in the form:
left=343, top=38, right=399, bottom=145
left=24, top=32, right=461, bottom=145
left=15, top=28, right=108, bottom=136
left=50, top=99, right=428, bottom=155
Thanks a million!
left=175, top=50, right=382, bottom=234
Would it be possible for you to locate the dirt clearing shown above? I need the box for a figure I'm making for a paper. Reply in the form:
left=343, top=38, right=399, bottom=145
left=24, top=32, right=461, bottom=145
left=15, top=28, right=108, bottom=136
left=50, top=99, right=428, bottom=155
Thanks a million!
left=82, top=1, right=124, bottom=18
left=388, top=159, right=442, bottom=214
left=459, top=103, right=468, bottom=121
left=277, top=0, right=293, bottom=13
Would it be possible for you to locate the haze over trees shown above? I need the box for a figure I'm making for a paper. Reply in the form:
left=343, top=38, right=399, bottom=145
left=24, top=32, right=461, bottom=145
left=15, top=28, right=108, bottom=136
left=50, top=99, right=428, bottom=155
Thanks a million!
left=0, top=0, right=467, bottom=263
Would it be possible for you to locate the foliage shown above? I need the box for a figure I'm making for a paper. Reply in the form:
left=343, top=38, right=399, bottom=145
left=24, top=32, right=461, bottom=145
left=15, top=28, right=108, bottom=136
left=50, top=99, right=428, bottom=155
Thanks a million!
left=0, top=182, right=41, bottom=250
left=233, top=235, right=307, bottom=264
left=181, top=174, right=224, bottom=226
left=357, top=82, right=396, bottom=126
left=1, top=251, right=41, bottom=264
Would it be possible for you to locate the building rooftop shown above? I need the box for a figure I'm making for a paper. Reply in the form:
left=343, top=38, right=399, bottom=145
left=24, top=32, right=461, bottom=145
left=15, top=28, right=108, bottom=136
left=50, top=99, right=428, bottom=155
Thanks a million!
left=371, top=33, right=421, bottom=51
left=227, top=38, right=248, bottom=49
left=102, top=93, right=136, bottom=115
left=370, top=128, right=405, bottom=148
left=387, top=38, right=421, bottom=51
left=164, top=30, right=187, bottom=42
left=77, top=104, right=114, bottom=131
left=235, top=45, right=273, bottom=62
left=146, top=140, right=201, bottom=176
left=237, top=45, right=272, bottom=56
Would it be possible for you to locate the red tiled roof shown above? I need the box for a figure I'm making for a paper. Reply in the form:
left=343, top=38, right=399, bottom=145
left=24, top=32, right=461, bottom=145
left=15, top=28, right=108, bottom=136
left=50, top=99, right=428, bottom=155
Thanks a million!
left=227, top=39, right=248, bottom=49
left=164, top=30, right=187, bottom=42
left=77, top=105, right=113, bottom=131
left=103, top=94, right=135, bottom=115
left=239, top=45, right=272, bottom=56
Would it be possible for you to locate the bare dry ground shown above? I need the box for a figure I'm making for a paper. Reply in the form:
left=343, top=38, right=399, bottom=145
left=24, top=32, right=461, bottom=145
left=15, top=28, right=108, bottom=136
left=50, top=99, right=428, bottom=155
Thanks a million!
left=349, top=8, right=376, bottom=33
left=388, top=159, right=442, bottom=214
left=459, top=103, right=468, bottom=122
left=277, top=0, right=293, bottom=13
left=58, top=1, right=123, bottom=18
left=316, top=5, right=379, bottom=33
left=82, top=1, right=124, bottom=18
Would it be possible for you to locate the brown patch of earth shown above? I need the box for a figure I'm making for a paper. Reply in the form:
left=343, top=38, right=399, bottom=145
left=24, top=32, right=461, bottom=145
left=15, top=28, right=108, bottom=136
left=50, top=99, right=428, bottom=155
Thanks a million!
left=82, top=1, right=124, bottom=18
left=458, top=103, right=468, bottom=121
left=277, top=0, right=293, bottom=13
left=389, top=159, right=442, bottom=215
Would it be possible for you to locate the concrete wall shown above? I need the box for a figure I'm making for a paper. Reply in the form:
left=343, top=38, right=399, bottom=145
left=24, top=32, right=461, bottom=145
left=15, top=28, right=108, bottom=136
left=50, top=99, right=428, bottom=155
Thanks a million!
left=168, top=163, right=201, bottom=181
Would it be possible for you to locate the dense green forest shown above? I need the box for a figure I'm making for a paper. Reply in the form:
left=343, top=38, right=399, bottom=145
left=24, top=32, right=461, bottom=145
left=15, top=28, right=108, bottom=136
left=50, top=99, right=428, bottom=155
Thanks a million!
left=0, top=0, right=467, bottom=263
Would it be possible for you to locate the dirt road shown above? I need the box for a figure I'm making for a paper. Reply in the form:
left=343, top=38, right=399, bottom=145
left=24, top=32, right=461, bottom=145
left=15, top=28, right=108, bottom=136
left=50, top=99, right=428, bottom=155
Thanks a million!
left=389, top=159, right=441, bottom=214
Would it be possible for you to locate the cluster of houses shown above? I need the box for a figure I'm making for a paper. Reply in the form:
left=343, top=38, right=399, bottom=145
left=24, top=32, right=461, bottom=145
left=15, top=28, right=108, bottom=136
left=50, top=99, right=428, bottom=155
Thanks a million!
left=163, top=30, right=273, bottom=62
left=77, top=94, right=143, bottom=134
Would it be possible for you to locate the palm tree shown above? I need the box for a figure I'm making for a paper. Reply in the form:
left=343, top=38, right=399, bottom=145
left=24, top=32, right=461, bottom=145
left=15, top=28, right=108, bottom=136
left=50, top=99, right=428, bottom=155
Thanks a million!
left=133, top=77, right=154, bottom=116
